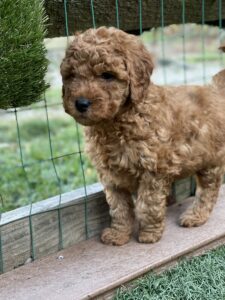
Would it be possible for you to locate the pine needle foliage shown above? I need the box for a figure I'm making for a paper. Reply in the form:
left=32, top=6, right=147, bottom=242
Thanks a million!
left=0, top=0, right=49, bottom=109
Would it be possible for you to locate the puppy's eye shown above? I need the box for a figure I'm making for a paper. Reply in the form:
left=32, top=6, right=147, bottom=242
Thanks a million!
left=100, top=72, right=116, bottom=80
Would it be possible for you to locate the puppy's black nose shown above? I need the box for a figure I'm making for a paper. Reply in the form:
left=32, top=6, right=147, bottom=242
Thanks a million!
left=75, top=97, right=91, bottom=113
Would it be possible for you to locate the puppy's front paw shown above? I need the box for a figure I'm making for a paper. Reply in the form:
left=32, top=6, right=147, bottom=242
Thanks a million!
left=138, top=230, right=163, bottom=244
left=101, top=227, right=130, bottom=246
left=179, top=210, right=209, bottom=227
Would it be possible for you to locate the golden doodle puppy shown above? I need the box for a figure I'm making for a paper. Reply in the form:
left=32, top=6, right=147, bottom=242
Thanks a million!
left=61, top=27, right=225, bottom=246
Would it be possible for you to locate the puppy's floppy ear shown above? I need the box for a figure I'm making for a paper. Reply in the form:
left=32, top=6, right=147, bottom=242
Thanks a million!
left=60, top=39, right=78, bottom=80
left=60, top=55, right=73, bottom=80
left=125, top=41, right=154, bottom=103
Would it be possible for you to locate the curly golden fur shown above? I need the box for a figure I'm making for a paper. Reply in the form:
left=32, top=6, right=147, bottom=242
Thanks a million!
left=61, top=27, right=225, bottom=246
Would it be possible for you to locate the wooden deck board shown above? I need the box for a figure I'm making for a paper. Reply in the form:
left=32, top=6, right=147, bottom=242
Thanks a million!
left=1, top=185, right=225, bottom=300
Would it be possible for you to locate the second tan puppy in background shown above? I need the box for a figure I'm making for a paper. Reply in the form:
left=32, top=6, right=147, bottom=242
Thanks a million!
left=61, top=27, right=225, bottom=246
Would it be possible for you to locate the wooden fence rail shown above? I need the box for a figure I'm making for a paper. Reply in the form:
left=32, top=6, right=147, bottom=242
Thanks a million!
left=45, top=0, right=225, bottom=38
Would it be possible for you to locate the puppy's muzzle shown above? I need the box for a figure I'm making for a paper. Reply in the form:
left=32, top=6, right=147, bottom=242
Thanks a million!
left=75, top=97, right=92, bottom=113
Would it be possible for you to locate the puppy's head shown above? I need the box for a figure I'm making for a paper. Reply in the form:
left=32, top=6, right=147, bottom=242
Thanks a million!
left=61, top=27, right=154, bottom=126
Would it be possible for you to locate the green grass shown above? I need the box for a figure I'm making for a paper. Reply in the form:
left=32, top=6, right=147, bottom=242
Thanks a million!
left=115, top=245, right=225, bottom=300
left=185, top=52, right=220, bottom=63
left=0, top=88, right=97, bottom=212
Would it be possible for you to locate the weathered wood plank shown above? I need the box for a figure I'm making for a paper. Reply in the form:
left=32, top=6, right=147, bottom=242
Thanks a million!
left=0, top=183, right=103, bottom=226
left=44, top=0, right=225, bottom=38
left=61, top=203, right=86, bottom=248
left=32, top=211, right=60, bottom=259
left=1, top=188, right=225, bottom=300
left=0, top=178, right=196, bottom=273
left=0, top=183, right=109, bottom=273
left=86, top=193, right=110, bottom=238
left=175, top=177, right=193, bottom=202
left=1, top=218, right=31, bottom=273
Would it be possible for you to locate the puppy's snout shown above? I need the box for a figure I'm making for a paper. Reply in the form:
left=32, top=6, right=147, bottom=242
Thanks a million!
left=75, top=97, right=92, bottom=113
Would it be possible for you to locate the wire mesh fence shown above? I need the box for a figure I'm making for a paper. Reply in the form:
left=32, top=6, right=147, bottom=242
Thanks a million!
left=0, top=0, right=224, bottom=272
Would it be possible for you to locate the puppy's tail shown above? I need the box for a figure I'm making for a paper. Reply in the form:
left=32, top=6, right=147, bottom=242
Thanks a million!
left=212, top=33, right=225, bottom=96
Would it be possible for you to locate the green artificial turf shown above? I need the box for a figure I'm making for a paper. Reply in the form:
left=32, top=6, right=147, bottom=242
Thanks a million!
left=115, top=245, right=225, bottom=300
left=0, top=0, right=49, bottom=109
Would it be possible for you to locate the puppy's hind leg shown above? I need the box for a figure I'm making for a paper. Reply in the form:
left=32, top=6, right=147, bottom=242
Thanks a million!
left=180, top=167, right=223, bottom=227
left=101, top=187, right=134, bottom=246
